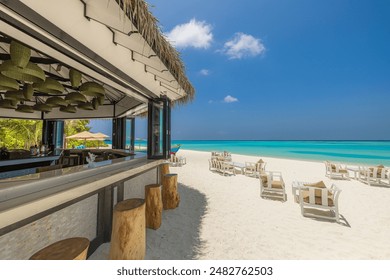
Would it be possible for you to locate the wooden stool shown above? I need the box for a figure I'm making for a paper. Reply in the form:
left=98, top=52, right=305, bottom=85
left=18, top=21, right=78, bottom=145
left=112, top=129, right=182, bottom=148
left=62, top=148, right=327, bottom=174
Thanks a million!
left=162, top=173, right=180, bottom=210
left=109, top=198, right=146, bottom=260
left=160, top=163, right=170, bottom=183
left=29, top=237, right=89, bottom=260
left=145, top=184, right=163, bottom=230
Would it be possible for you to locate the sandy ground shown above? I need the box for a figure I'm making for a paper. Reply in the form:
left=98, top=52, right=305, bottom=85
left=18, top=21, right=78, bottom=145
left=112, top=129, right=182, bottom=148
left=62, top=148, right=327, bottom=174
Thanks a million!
left=89, top=149, right=390, bottom=260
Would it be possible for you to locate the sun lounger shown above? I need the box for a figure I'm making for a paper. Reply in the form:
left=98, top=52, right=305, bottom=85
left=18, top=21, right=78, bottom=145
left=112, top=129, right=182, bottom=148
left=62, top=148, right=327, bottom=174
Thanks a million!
left=244, top=159, right=266, bottom=178
left=169, top=154, right=186, bottom=167
left=211, top=151, right=232, bottom=162
left=358, top=165, right=390, bottom=187
left=259, top=171, right=286, bottom=201
left=220, top=161, right=235, bottom=176
left=295, top=181, right=342, bottom=222
left=324, top=161, right=349, bottom=180
left=209, top=159, right=235, bottom=176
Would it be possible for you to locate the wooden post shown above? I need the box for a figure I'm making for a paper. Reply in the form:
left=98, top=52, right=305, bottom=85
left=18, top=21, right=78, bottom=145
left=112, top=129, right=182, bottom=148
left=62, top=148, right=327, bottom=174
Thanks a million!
left=160, top=163, right=170, bottom=183
left=145, top=184, right=163, bottom=230
left=29, top=237, right=90, bottom=260
left=109, top=198, right=146, bottom=260
left=162, top=173, right=180, bottom=210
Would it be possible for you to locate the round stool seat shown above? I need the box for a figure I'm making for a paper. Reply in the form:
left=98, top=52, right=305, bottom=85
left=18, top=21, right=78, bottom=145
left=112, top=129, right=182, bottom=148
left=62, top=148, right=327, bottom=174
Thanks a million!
left=109, top=198, right=146, bottom=260
left=29, top=237, right=90, bottom=260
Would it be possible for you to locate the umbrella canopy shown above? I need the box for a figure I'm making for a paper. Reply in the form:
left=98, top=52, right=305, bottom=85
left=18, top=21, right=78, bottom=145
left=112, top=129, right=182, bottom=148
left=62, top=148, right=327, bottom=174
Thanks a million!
left=66, top=131, right=96, bottom=140
left=66, top=131, right=97, bottom=148
left=89, top=132, right=110, bottom=149
left=91, top=132, right=109, bottom=140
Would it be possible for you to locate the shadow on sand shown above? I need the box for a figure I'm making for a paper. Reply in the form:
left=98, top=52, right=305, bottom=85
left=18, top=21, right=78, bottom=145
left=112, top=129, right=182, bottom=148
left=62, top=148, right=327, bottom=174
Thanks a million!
left=145, top=183, right=208, bottom=260
left=88, top=183, right=208, bottom=260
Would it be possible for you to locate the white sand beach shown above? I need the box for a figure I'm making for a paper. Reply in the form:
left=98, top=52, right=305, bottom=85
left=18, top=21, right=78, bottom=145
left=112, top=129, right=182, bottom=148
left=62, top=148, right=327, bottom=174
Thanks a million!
left=90, top=149, right=390, bottom=260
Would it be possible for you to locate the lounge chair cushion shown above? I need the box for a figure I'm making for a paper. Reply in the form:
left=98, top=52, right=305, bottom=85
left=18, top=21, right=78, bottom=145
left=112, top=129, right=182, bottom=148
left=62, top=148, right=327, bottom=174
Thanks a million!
left=330, top=164, right=348, bottom=173
left=369, top=166, right=386, bottom=177
left=302, top=195, right=334, bottom=206
left=301, top=180, right=333, bottom=205
left=304, top=181, right=328, bottom=197
left=304, top=181, right=326, bottom=188
left=271, top=181, right=284, bottom=189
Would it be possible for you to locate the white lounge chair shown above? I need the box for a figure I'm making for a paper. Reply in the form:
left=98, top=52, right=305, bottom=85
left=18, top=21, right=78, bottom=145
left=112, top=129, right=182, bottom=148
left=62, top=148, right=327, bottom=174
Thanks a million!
left=211, top=151, right=231, bottom=162
left=220, top=161, right=235, bottom=176
left=358, top=165, right=389, bottom=187
left=297, top=181, right=342, bottom=222
left=324, top=161, right=349, bottom=180
left=259, top=171, right=286, bottom=201
left=244, top=159, right=266, bottom=178
left=208, top=159, right=216, bottom=171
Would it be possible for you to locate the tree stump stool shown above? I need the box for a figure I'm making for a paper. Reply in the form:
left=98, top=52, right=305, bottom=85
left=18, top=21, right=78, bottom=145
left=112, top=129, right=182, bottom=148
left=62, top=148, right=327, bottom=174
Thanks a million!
left=162, top=173, right=180, bottom=210
left=109, top=198, right=146, bottom=260
left=145, top=184, right=163, bottom=230
left=29, top=237, right=90, bottom=260
left=160, top=163, right=170, bottom=183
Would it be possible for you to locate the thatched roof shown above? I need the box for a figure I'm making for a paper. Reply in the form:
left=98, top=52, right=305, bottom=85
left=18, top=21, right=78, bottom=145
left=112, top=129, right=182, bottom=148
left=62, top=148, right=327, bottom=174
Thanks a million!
left=120, top=0, right=195, bottom=104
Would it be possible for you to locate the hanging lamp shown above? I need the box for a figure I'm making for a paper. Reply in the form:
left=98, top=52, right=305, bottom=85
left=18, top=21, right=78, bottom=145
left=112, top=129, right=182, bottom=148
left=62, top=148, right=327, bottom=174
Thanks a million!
left=0, top=99, right=17, bottom=109
left=15, top=104, right=34, bottom=113
left=33, top=77, right=64, bottom=95
left=92, top=97, right=100, bottom=110
left=0, top=73, right=20, bottom=91
left=80, top=81, right=105, bottom=97
left=10, top=40, right=31, bottom=68
left=69, top=69, right=82, bottom=88
left=33, top=103, right=52, bottom=112
left=4, top=90, right=24, bottom=101
left=60, top=105, right=77, bottom=113
left=46, top=96, right=68, bottom=107
left=65, top=91, right=87, bottom=104
left=77, top=102, right=94, bottom=110
left=22, top=84, right=34, bottom=101
left=0, top=61, right=46, bottom=83
left=97, top=95, right=105, bottom=105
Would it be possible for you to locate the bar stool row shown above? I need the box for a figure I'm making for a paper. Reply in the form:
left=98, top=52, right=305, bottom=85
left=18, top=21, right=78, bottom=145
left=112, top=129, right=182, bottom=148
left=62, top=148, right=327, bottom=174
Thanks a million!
left=29, top=163, right=179, bottom=260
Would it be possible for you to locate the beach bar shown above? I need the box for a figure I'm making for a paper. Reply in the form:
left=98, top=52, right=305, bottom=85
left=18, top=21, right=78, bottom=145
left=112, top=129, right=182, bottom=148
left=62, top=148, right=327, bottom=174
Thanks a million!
left=0, top=0, right=193, bottom=259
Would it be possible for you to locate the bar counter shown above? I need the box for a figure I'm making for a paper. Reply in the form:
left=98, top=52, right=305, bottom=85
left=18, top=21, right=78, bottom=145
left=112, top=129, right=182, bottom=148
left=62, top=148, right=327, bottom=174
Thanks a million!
left=0, top=154, right=60, bottom=168
left=0, top=153, right=164, bottom=235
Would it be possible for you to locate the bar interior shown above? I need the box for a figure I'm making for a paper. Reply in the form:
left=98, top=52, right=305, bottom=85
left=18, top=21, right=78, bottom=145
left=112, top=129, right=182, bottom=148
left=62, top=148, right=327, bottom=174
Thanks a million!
left=0, top=0, right=194, bottom=259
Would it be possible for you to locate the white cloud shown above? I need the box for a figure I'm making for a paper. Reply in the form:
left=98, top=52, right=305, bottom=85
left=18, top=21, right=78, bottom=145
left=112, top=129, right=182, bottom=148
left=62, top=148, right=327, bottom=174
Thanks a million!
left=224, top=95, right=238, bottom=103
left=199, top=69, right=210, bottom=76
left=222, top=33, right=265, bottom=59
left=166, top=19, right=213, bottom=49
left=208, top=100, right=213, bottom=104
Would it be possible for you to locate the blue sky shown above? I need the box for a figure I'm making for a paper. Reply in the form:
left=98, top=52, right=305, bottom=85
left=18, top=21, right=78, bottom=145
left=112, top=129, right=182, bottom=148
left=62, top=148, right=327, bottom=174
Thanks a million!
left=93, top=0, right=390, bottom=140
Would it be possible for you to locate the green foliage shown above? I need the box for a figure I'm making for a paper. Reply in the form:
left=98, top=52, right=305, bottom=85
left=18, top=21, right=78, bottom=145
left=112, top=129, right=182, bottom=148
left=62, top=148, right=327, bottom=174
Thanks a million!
left=0, top=119, right=42, bottom=149
left=0, top=119, right=107, bottom=150
left=64, top=120, right=108, bottom=148
left=64, top=120, right=89, bottom=148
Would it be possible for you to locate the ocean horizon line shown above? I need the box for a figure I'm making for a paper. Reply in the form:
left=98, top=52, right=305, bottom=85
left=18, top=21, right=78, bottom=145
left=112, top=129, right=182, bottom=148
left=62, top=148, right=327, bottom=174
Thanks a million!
left=171, top=139, right=390, bottom=142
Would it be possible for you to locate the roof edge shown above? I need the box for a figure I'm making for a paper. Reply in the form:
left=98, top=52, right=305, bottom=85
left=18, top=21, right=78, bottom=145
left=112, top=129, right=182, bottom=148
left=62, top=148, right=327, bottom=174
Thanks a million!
left=120, top=0, right=195, bottom=104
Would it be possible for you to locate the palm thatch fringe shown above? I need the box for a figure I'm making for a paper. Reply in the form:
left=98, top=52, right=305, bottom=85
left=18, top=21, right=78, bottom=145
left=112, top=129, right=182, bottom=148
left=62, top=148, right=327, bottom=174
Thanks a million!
left=119, top=0, right=195, bottom=104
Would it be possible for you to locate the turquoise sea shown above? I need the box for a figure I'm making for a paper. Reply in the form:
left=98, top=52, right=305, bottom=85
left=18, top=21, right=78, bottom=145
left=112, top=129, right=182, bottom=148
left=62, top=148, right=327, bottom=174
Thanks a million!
left=172, top=140, right=390, bottom=166
left=106, top=140, right=390, bottom=166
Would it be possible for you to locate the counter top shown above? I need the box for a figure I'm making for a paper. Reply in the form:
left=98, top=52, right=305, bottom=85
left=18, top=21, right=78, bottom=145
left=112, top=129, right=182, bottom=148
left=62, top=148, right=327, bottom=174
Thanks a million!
left=0, top=153, right=165, bottom=232
left=0, top=154, right=60, bottom=167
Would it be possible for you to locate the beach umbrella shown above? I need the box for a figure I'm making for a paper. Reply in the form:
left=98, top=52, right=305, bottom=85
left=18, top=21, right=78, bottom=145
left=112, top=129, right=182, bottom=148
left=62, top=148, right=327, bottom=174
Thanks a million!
left=89, top=132, right=109, bottom=149
left=66, top=131, right=97, bottom=147
left=92, top=132, right=109, bottom=139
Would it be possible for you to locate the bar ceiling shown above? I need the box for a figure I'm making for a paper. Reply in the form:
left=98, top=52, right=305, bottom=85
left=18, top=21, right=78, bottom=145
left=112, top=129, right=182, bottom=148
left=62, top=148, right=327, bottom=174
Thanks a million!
left=0, top=0, right=190, bottom=119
